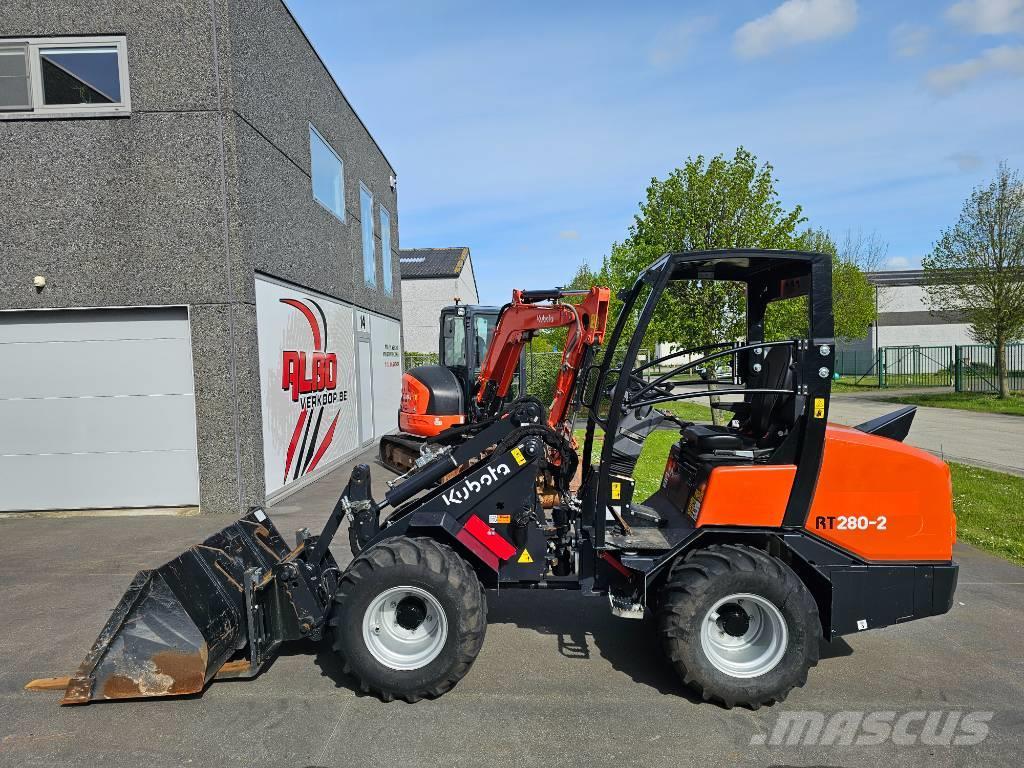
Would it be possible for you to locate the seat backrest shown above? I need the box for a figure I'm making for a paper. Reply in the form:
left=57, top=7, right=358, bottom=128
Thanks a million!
left=744, top=345, right=795, bottom=441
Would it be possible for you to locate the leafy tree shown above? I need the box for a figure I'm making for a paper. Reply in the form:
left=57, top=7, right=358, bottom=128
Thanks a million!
left=606, top=148, right=875, bottom=347
left=923, top=163, right=1024, bottom=398
left=765, top=229, right=877, bottom=341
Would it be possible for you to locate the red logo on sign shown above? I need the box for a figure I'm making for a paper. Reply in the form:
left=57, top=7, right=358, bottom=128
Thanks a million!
left=279, top=297, right=342, bottom=484
left=281, top=351, right=338, bottom=402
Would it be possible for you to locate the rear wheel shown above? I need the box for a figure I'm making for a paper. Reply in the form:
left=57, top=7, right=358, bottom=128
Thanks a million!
left=329, top=537, right=486, bottom=702
left=658, top=544, right=820, bottom=709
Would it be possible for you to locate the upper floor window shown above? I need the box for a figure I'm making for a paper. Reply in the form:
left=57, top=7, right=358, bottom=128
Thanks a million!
left=309, top=124, right=344, bottom=221
left=379, top=204, right=393, bottom=295
left=360, top=183, right=376, bottom=288
left=0, top=36, right=130, bottom=119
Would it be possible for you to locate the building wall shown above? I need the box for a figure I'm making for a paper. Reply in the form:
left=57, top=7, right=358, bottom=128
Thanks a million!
left=838, top=282, right=975, bottom=356
left=455, top=258, right=480, bottom=306
left=400, top=277, right=462, bottom=353
left=0, top=0, right=399, bottom=514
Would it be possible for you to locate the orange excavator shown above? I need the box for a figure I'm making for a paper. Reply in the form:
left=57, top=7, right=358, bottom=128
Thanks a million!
left=379, top=286, right=611, bottom=473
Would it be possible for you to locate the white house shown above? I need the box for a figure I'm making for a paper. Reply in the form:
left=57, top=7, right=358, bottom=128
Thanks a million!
left=399, top=247, right=479, bottom=353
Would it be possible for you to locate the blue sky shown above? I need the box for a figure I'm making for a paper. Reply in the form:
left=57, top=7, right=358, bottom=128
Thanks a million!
left=287, top=0, right=1024, bottom=304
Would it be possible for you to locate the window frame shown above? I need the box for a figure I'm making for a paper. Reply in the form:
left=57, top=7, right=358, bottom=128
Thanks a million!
left=0, top=35, right=131, bottom=120
left=309, top=123, right=345, bottom=222
left=359, top=182, right=377, bottom=288
left=379, top=203, right=393, bottom=295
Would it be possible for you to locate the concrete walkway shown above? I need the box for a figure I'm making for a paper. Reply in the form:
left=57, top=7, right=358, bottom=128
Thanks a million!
left=829, top=393, right=1024, bottom=476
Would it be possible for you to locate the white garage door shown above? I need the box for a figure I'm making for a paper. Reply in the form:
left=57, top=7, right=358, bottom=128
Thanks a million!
left=0, top=308, right=200, bottom=511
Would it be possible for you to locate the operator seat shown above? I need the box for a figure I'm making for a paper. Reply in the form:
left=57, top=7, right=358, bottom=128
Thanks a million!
left=681, top=345, right=796, bottom=454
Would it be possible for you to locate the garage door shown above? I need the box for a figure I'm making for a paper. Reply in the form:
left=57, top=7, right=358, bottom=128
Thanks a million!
left=0, top=308, right=200, bottom=511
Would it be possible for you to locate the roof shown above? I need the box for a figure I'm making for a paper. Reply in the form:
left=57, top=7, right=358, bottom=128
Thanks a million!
left=865, top=269, right=924, bottom=287
left=399, top=247, right=471, bottom=279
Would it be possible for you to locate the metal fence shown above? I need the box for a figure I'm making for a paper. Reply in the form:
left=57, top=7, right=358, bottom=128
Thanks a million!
left=878, top=345, right=953, bottom=388
left=834, top=349, right=875, bottom=378
left=955, top=344, right=1024, bottom=393
left=408, top=343, right=1023, bottom=394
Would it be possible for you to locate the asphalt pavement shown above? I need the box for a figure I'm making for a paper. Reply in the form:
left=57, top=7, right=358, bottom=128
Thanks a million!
left=828, top=391, right=1024, bottom=476
left=1, top=443, right=1022, bottom=767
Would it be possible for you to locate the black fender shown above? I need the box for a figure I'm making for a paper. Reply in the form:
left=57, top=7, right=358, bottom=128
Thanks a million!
left=630, top=527, right=956, bottom=640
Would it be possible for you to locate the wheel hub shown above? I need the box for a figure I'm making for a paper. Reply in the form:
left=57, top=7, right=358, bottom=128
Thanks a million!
left=361, top=586, right=448, bottom=671
left=395, top=596, right=428, bottom=630
left=699, top=593, right=788, bottom=679
left=717, top=603, right=751, bottom=637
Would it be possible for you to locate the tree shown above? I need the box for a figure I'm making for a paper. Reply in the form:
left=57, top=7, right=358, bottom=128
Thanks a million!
left=608, top=148, right=806, bottom=348
left=765, top=228, right=877, bottom=341
left=606, top=148, right=875, bottom=347
left=922, top=164, right=1024, bottom=398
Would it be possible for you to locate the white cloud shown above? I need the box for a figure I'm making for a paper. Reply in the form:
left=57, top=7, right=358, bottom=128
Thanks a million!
left=946, top=0, right=1024, bottom=35
left=648, top=16, right=716, bottom=68
left=926, top=44, right=1024, bottom=93
left=948, top=151, right=984, bottom=171
left=734, top=0, right=858, bottom=58
left=885, top=256, right=911, bottom=269
left=890, top=23, right=931, bottom=57
left=558, top=230, right=580, bottom=240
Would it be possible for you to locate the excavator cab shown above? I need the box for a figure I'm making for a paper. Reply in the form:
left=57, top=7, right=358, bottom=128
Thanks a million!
left=438, top=304, right=523, bottom=404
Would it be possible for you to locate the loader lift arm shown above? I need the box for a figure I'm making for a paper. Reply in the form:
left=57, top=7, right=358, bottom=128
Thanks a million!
left=474, top=286, right=610, bottom=428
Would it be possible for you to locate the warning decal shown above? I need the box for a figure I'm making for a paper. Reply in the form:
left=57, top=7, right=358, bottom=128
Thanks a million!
left=813, top=398, right=826, bottom=419
left=511, top=447, right=526, bottom=466
left=517, top=549, right=534, bottom=564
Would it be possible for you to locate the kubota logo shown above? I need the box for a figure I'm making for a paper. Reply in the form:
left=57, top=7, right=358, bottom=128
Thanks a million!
left=442, top=463, right=511, bottom=506
left=279, top=297, right=345, bottom=484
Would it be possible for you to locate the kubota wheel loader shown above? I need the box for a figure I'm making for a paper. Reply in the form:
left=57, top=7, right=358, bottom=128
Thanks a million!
left=30, top=249, right=958, bottom=709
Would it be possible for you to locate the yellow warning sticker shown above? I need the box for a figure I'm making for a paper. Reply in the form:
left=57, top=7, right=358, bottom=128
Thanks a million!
left=489, top=514, right=511, bottom=524
left=813, top=398, right=826, bottom=419
left=511, top=447, right=526, bottom=466
left=517, top=549, right=534, bottom=564
left=611, top=482, right=621, bottom=500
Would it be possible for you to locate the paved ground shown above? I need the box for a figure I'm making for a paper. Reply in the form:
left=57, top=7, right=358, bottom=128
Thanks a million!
left=828, top=392, right=1024, bottom=476
left=2, top=445, right=1023, bottom=767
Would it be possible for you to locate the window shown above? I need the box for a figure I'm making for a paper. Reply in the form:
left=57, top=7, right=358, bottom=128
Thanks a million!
left=379, top=204, right=392, bottom=295
left=442, top=314, right=467, bottom=368
left=360, top=183, right=376, bottom=287
left=0, top=36, right=130, bottom=119
left=309, top=125, right=344, bottom=221
left=472, top=314, right=497, bottom=371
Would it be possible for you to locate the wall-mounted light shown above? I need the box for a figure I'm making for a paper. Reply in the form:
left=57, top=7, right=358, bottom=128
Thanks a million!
left=33, top=275, right=46, bottom=291
left=389, top=174, right=397, bottom=191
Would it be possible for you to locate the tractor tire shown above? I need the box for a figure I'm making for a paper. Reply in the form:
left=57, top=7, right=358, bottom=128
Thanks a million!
left=658, top=543, right=820, bottom=709
left=329, top=537, right=487, bottom=702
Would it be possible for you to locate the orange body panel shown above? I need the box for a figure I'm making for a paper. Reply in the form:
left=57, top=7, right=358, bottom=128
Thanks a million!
left=398, top=411, right=465, bottom=437
left=398, top=372, right=465, bottom=437
left=696, top=465, right=797, bottom=528
left=806, top=424, right=955, bottom=561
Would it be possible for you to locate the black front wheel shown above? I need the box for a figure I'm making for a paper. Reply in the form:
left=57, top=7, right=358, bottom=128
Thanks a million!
left=658, top=544, right=820, bottom=709
left=329, top=537, right=487, bottom=702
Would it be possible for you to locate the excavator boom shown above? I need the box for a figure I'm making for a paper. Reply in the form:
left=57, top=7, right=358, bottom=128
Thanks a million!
left=474, top=286, right=610, bottom=428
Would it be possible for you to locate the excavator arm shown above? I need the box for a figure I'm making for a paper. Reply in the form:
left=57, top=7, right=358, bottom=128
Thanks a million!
left=474, top=286, right=610, bottom=429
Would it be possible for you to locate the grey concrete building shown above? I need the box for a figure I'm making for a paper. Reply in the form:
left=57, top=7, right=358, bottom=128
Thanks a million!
left=836, top=269, right=974, bottom=365
left=0, top=0, right=403, bottom=514
left=399, top=247, right=479, bottom=353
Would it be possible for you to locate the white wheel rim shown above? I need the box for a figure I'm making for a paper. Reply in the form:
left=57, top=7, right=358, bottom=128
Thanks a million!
left=362, top=586, right=448, bottom=671
left=699, top=593, right=788, bottom=678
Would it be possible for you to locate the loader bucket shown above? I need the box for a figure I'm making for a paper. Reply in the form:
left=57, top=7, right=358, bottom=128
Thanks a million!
left=61, top=510, right=291, bottom=704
